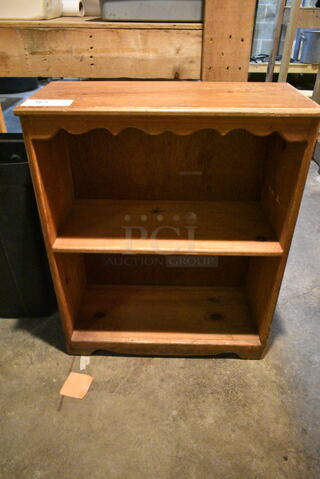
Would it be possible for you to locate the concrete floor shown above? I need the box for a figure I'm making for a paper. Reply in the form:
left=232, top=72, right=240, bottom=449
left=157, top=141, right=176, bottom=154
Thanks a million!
left=0, top=163, right=319, bottom=479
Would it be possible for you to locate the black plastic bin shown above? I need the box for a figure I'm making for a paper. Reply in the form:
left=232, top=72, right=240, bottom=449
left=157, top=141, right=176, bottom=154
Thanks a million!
left=0, top=133, right=56, bottom=317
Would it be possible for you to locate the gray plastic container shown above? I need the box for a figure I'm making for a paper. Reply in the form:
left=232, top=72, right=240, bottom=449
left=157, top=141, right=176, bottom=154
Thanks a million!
left=100, top=0, right=203, bottom=22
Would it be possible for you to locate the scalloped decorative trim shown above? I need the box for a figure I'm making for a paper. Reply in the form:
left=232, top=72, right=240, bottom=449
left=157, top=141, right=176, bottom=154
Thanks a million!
left=31, top=126, right=305, bottom=143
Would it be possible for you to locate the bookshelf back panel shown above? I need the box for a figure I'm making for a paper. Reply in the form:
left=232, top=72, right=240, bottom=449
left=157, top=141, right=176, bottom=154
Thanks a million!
left=68, top=129, right=269, bottom=201
left=84, top=254, right=249, bottom=287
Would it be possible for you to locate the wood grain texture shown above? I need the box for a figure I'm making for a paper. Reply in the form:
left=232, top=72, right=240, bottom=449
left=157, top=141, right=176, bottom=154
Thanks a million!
left=18, top=82, right=320, bottom=358
left=21, top=132, right=76, bottom=341
left=261, top=136, right=308, bottom=246
left=84, top=255, right=249, bottom=287
left=312, top=65, right=320, bottom=104
left=15, top=81, right=320, bottom=118
left=20, top=114, right=315, bottom=143
left=0, top=18, right=202, bottom=30
left=266, top=0, right=286, bottom=82
left=67, top=128, right=267, bottom=202
left=247, top=121, right=319, bottom=341
left=251, top=62, right=319, bottom=75
left=53, top=199, right=282, bottom=256
left=55, top=254, right=86, bottom=329
left=71, top=285, right=261, bottom=357
left=278, top=0, right=301, bottom=83
left=295, top=6, right=320, bottom=29
left=202, top=0, right=256, bottom=81
left=0, top=25, right=201, bottom=79
left=32, top=132, right=74, bottom=242
left=246, top=256, right=280, bottom=342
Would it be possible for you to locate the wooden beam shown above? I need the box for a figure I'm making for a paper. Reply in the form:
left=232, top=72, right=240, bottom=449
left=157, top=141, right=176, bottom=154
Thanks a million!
left=295, top=7, right=320, bottom=29
left=201, top=0, right=256, bottom=81
left=0, top=22, right=201, bottom=79
left=0, top=17, right=202, bottom=30
left=266, top=0, right=286, bottom=82
left=312, top=65, right=320, bottom=104
left=278, top=0, right=301, bottom=83
left=283, top=6, right=320, bottom=29
left=251, top=62, right=319, bottom=74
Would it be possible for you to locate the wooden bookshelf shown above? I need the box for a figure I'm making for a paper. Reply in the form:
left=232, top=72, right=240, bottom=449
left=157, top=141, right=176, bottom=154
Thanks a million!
left=15, top=81, right=320, bottom=358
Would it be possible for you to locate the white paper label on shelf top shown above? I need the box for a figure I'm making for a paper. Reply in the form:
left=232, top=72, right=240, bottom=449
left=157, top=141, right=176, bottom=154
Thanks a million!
left=21, top=99, right=74, bottom=107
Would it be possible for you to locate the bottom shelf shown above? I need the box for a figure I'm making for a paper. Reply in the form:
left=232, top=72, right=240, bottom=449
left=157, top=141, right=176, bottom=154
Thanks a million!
left=71, top=285, right=262, bottom=357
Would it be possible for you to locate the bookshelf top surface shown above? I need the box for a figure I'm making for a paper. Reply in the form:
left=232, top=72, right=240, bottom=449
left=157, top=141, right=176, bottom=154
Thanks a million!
left=15, top=81, right=320, bottom=118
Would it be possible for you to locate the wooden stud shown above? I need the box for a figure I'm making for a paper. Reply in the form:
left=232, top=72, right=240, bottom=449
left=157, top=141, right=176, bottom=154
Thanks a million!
left=266, top=0, right=286, bottom=82
left=201, top=0, right=256, bottom=81
left=278, top=0, right=301, bottom=83
left=312, top=65, right=320, bottom=104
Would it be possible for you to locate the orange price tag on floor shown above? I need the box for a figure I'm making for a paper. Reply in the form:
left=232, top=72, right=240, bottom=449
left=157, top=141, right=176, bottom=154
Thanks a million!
left=60, top=372, right=93, bottom=399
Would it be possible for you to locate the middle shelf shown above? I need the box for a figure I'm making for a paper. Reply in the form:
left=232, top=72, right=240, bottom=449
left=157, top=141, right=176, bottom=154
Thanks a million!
left=52, top=199, right=283, bottom=256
